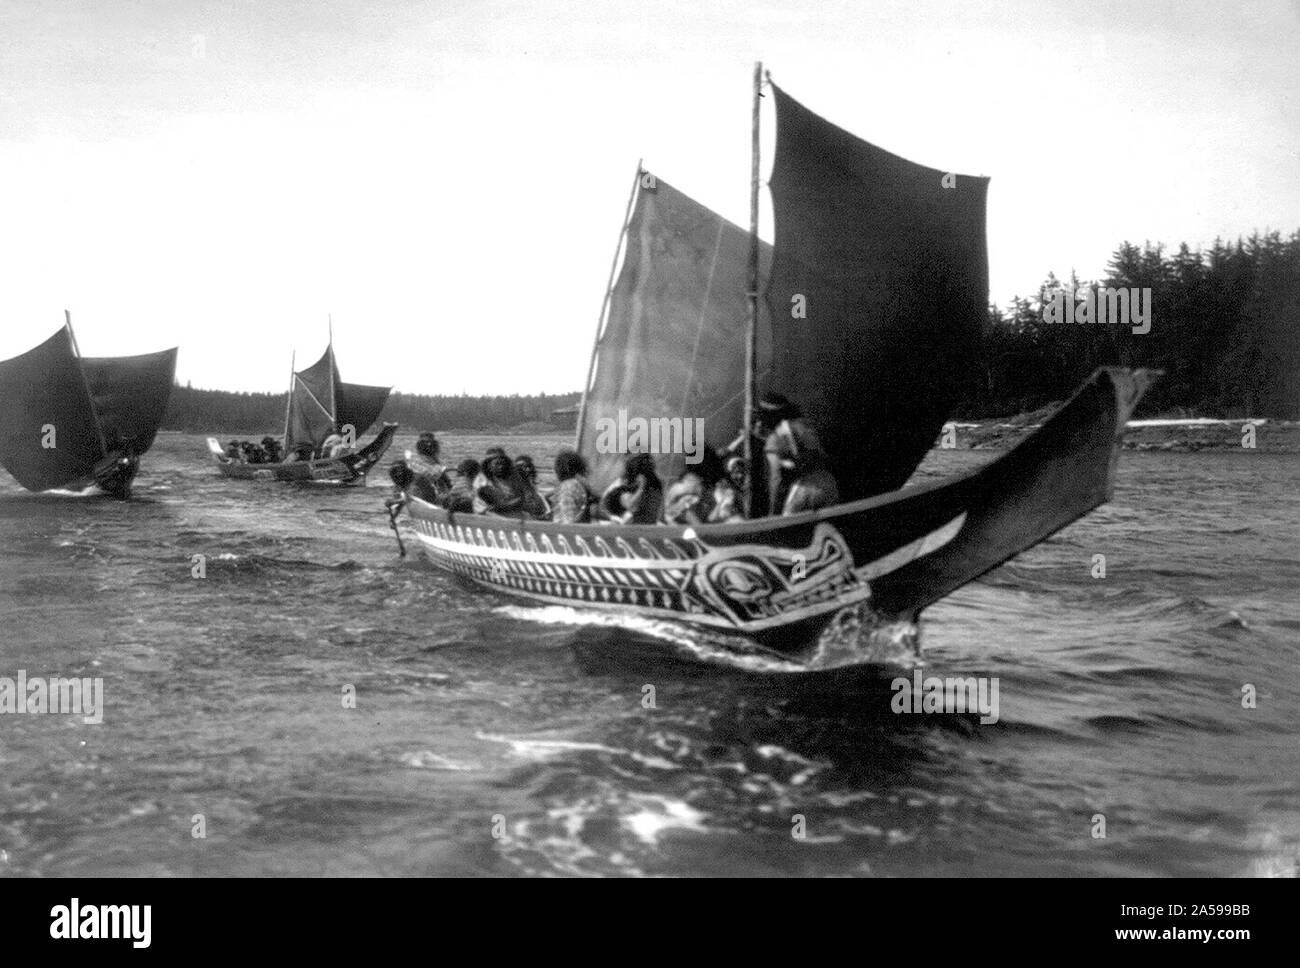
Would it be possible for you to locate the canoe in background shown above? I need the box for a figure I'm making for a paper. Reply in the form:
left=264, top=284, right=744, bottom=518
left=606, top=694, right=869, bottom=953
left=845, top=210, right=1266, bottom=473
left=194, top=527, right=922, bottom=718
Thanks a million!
left=207, top=422, right=397, bottom=484
left=0, top=318, right=176, bottom=499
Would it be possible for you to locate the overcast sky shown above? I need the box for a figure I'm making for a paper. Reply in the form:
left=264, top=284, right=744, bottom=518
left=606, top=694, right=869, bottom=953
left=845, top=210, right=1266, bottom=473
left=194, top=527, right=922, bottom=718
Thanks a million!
left=1, top=0, right=1296, bottom=394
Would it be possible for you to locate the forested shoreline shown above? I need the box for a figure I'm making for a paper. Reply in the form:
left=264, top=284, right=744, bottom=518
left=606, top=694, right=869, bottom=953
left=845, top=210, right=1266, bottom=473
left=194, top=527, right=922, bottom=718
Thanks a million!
left=162, top=387, right=581, bottom=435
left=959, top=232, right=1299, bottom=419
left=162, top=231, right=1300, bottom=433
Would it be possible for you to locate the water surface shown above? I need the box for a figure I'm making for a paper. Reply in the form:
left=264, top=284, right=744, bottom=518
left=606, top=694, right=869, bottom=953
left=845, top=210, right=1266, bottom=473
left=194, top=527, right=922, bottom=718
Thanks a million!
left=0, top=433, right=1296, bottom=877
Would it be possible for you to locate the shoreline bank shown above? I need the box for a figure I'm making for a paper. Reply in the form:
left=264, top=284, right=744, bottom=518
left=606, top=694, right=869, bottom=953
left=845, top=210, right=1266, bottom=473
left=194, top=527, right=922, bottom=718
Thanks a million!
left=951, top=416, right=1300, bottom=453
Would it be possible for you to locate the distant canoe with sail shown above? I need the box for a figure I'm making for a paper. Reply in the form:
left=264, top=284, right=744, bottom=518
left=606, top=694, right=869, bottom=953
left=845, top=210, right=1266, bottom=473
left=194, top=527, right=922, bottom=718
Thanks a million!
left=0, top=316, right=177, bottom=499
left=207, top=338, right=396, bottom=484
left=398, top=67, right=1152, bottom=658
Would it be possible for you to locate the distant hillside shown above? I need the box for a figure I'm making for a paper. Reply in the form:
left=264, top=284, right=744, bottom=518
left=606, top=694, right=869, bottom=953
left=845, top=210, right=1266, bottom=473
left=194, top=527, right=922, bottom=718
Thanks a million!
left=162, top=386, right=581, bottom=435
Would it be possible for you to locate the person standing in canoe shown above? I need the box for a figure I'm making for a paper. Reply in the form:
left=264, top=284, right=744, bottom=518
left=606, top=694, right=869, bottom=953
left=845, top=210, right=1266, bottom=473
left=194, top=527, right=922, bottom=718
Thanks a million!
left=757, top=392, right=839, bottom=516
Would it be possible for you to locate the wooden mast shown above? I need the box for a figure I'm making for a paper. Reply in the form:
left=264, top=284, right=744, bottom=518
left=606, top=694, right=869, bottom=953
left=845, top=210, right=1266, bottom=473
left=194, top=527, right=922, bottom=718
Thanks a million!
left=743, top=61, right=762, bottom=518
left=64, top=309, right=109, bottom=458
left=574, top=159, right=643, bottom=453
left=327, top=314, right=337, bottom=428
left=281, top=349, right=296, bottom=449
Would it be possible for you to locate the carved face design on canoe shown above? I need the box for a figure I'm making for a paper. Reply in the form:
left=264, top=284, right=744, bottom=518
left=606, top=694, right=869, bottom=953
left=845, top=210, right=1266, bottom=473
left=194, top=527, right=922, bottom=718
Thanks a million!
left=684, top=523, right=864, bottom=627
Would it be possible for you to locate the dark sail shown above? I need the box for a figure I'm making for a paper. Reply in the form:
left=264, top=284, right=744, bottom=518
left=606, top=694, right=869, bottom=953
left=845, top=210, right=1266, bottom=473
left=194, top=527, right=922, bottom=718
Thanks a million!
left=82, top=348, right=178, bottom=455
left=765, top=85, right=989, bottom=501
left=285, top=345, right=389, bottom=451
left=295, top=348, right=337, bottom=416
left=336, top=382, right=390, bottom=437
left=0, top=328, right=105, bottom=491
left=285, top=348, right=336, bottom=454
left=578, top=174, right=772, bottom=489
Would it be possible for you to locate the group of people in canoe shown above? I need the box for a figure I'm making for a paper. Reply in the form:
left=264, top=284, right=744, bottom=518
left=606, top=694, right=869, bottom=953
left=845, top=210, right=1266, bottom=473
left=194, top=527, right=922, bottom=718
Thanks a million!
left=223, top=437, right=284, bottom=464
left=223, top=430, right=356, bottom=465
left=386, top=393, right=839, bottom=524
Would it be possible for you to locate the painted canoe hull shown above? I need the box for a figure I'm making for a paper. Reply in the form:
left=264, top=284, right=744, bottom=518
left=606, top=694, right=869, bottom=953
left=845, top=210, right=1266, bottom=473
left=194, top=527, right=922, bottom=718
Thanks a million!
left=403, top=369, right=1152, bottom=654
left=207, top=423, right=398, bottom=484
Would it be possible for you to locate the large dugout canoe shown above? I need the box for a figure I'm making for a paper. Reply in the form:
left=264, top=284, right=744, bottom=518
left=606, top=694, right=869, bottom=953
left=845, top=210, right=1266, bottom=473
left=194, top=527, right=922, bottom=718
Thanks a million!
left=405, top=369, right=1150, bottom=653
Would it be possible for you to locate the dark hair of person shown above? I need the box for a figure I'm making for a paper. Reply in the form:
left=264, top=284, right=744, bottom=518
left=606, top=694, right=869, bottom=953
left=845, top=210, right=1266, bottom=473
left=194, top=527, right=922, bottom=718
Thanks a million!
left=514, top=454, right=537, bottom=480
left=623, top=452, right=661, bottom=489
left=692, top=447, right=727, bottom=488
left=389, top=460, right=414, bottom=488
left=554, top=449, right=587, bottom=481
left=486, top=453, right=513, bottom=479
left=456, top=458, right=480, bottom=478
left=416, top=432, right=439, bottom=459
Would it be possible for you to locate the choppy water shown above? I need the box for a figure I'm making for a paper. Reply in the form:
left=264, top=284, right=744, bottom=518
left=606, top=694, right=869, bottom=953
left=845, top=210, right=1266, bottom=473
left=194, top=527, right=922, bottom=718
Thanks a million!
left=0, top=431, right=1296, bottom=877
